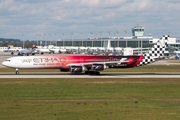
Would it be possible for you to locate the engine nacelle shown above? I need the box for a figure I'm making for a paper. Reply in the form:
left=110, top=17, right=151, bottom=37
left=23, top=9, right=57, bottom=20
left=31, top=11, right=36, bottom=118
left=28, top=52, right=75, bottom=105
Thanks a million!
left=91, top=64, right=108, bottom=71
left=70, top=66, right=86, bottom=73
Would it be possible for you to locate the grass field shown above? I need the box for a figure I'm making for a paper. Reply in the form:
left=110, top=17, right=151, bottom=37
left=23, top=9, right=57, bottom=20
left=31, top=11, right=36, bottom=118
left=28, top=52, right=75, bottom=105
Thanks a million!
left=0, top=78, right=180, bottom=120
left=1, top=65, right=180, bottom=73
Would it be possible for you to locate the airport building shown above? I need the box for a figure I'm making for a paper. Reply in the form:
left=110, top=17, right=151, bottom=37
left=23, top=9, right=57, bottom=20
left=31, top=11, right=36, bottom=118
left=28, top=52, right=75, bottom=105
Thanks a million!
left=57, top=25, right=179, bottom=48
left=57, top=25, right=180, bottom=54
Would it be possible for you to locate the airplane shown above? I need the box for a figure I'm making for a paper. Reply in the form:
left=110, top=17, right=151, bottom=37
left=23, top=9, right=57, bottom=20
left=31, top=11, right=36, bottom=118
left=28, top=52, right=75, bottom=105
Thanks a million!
left=12, top=44, right=38, bottom=56
left=49, top=46, right=61, bottom=54
left=17, top=49, right=36, bottom=56
left=59, top=47, right=67, bottom=54
left=32, top=44, right=51, bottom=55
left=2, top=35, right=169, bottom=75
left=3, top=45, right=21, bottom=55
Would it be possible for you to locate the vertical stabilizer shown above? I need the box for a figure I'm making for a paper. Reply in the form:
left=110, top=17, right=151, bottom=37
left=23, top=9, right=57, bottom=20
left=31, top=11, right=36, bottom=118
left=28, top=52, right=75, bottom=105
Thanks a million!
left=137, top=35, right=169, bottom=66
left=31, top=43, right=38, bottom=49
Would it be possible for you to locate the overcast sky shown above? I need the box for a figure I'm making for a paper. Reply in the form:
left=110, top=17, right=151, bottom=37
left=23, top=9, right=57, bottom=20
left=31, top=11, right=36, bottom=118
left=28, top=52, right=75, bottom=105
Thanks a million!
left=0, top=0, right=180, bottom=40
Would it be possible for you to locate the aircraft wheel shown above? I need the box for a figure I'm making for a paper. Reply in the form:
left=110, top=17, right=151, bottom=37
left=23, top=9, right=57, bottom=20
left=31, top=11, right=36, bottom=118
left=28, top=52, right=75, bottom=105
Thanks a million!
left=89, top=71, right=94, bottom=74
left=15, top=68, right=19, bottom=74
left=41, top=52, right=44, bottom=55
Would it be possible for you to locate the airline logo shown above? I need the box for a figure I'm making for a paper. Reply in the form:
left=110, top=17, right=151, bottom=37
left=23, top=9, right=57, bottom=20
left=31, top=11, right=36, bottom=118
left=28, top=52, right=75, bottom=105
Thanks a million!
left=32, top=44, right=36, bottom=48
left=20, top=58, right=66, bottom=63
left=31, top=44, right=37, bottom=49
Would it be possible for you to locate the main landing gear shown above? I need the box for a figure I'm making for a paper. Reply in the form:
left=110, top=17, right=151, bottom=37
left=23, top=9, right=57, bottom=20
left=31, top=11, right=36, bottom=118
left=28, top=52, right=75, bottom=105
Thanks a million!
left=85, top=71, right=100, bottom=75
left=15, top=68, right=19, bottom=74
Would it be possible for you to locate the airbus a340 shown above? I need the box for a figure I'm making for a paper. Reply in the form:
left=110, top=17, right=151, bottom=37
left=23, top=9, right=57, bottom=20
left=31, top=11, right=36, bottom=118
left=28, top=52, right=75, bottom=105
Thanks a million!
left=2, top=35, right=169, bottom=75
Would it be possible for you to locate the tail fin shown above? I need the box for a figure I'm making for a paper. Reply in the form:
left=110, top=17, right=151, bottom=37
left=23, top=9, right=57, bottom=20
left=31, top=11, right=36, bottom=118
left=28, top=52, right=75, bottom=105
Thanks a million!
left=31, top=43, right=37, bottom=49
left=137, top=35, right=169, bottom=66
left=7, top=46, right=10, bottom=49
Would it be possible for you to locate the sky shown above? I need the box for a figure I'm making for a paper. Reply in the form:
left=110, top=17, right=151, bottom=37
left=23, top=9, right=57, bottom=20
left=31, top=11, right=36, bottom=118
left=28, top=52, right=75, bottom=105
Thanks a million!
left=0, top=0, right=180, bottom=40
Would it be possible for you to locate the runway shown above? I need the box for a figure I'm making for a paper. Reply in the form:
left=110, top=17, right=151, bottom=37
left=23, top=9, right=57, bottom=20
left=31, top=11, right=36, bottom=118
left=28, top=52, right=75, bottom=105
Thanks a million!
left=1, top=73, right=180, bottom=78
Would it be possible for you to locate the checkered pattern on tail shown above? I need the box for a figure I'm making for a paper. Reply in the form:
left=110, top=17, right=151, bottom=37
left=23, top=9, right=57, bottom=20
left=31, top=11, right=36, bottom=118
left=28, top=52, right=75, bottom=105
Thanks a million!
left=137, top=35, right=169, bottom=66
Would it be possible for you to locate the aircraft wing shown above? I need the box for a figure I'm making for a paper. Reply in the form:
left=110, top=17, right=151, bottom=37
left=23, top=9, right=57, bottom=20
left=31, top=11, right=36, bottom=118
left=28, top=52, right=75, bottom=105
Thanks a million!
left=66, top=58, right=128, bottom=67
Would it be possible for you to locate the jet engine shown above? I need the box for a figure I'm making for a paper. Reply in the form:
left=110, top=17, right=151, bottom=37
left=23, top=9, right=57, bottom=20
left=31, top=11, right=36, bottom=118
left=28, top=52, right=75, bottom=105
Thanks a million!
left=91, top=64, right=108, bottom=71
left=70, top=66, right=86, bottom=73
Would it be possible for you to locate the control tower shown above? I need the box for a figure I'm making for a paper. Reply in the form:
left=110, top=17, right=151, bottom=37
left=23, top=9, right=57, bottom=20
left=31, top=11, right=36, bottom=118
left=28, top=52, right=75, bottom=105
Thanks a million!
left=132, top=25, right=144, bottom=37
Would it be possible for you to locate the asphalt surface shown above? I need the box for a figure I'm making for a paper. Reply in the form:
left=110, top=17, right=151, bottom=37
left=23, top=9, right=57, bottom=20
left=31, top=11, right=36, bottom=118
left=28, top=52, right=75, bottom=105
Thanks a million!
left=0, top=73, right=180, bottom=78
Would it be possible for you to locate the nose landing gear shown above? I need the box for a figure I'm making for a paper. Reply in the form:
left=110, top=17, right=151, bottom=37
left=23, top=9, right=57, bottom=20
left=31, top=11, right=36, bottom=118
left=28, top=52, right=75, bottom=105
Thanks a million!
left=15, top=68, right=19, bottom=74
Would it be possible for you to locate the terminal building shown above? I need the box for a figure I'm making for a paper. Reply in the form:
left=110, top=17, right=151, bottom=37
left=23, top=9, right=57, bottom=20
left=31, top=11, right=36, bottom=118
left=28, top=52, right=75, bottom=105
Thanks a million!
left=57, top=25, right=180, bottom=55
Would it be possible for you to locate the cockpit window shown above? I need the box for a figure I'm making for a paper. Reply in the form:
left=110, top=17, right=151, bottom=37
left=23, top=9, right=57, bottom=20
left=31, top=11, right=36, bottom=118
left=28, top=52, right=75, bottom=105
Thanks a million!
left=5, top=60, right=10, bottom=62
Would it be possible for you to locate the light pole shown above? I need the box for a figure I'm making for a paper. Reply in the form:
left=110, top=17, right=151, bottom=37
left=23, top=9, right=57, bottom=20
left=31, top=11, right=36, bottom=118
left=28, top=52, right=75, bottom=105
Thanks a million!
left=90, top=32, right=93, bottom=47
left=71, top=33, right=73, bottom=47
left=124, top=30, right=127, bottom=48
left=39, top=34, right=41, bottom=46
left=44, top=34, right=47, bottom=46
left=22, top=35, right=24, bottom=49
left=80, top=32, right=83, bottom=47
left=138, top=29, right=140, bottom=54
left=116, top=31, right=119, bottom=47
left=49, top=34, right=51, bottom=45
left=141, top=33, right=142, bottom=54
left=62, top=33, right=64, bottom=47
left=108, top=31, right=111, bottom=38
left=100, top=31, right=102, bottom=47
left=36, top=34, right=38, bottom=46
left=55, top=33, right=57, bottom=46
left=168, top=32, right=170, bottom=36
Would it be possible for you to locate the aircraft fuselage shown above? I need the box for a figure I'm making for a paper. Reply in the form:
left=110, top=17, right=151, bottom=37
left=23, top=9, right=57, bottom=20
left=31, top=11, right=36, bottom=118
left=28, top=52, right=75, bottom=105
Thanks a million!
left=2, top=55, right=143, bottom=69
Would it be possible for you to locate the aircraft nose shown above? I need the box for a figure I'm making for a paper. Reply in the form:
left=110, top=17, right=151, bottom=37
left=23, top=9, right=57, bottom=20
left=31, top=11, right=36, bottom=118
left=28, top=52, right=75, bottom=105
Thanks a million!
left=2, top=61, right=8, bottom=67
left=2, top=61, right=6, bottom=66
